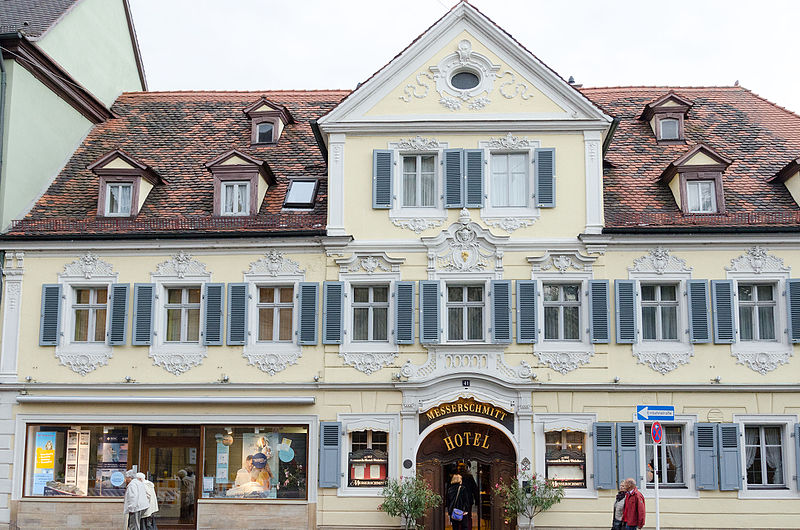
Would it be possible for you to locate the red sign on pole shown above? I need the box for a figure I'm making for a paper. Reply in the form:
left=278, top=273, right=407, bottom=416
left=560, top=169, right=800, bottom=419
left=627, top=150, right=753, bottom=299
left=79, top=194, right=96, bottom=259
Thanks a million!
left=651, top=421, right=663, bottom=444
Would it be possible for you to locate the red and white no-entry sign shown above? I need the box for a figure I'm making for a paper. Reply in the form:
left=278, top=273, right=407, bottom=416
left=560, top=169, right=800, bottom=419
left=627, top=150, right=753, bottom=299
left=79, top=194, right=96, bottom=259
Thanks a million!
left=651, top=421, right=663, bottom=444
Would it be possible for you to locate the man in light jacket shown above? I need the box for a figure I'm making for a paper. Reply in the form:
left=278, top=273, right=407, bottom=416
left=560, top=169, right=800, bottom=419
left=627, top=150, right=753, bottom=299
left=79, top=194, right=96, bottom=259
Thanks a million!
left=123, top=469, right=150, bottom=530
left=621, top=478, right=646, bottom=530
left=138, top=472, right=159, bottom=530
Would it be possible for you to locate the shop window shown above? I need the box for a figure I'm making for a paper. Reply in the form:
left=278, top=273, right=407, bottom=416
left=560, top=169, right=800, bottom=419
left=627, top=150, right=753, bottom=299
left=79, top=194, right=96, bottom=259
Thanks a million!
left=645, top=424, right=685, bottom=487
left=24, top=425, right=131, bottom=497
left=348, top=430, right=388, bottom=488
left=543, top=283, right=581, bottom=341
left=490, top=152, right=528, bottom=208
left=257, top=286, right=294, bottom=342
left=165, top=286, right=201, bottom=343
left=544, top=430, right=586, bottom=488
left=352, top=285, right=389, bottom=342
left=446, top=285, right=484, bottom=341
left=402, top=154, right=437, bottom=207
left=641, top=284, right=678, bottom=341
left=72, top=286, right=108, bottom=343
left=745, top=425, right=784, bottom=488
left=203, top=425, right=308, bottom=499
left=737, top=284, right=776, bottom=341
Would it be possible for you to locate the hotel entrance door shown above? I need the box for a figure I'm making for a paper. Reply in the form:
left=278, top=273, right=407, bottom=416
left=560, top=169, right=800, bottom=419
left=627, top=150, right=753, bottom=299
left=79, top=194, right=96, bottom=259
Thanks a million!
left=417, top=423, right=516, bottom=530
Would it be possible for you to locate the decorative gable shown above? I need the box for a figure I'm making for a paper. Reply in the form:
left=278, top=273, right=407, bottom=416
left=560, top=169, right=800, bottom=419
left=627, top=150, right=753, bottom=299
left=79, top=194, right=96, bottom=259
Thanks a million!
left=205, top=149, right=275, bottom=217
left=243, top=97, right=294, bottom=144
left=639, top=92, right=693, bottom=142
left=660, top=144, right=732, bottom=214
left=88, top=149, right=163, bottom=218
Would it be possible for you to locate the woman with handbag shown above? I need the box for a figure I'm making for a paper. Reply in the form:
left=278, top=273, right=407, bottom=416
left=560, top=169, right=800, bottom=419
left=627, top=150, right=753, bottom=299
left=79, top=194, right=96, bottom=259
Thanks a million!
left=611, top=481, right=626, bottom=530
left=446, top=474, right=473, bottom=530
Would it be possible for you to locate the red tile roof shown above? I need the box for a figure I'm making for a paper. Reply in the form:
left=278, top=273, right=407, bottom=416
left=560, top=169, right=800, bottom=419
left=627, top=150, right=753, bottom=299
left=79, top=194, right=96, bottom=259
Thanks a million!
left=7, top=90, right=349, bottom=238
left=581, top=86, right=800, bottom=230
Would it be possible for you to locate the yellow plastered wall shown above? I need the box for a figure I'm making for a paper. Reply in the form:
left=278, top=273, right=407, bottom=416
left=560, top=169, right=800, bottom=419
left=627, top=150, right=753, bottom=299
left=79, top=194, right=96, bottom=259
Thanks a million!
left=138, top=179, right=153, bottom=212
left=667, top=174, right=681, bottom=209
left=683, top=150, right=718, bottom=166
left=366, top=31, right=566, bottom=117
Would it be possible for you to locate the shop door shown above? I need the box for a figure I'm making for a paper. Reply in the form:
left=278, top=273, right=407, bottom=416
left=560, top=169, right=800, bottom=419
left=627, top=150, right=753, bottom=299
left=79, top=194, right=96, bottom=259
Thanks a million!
left=142, top=427, right=201, bottom=529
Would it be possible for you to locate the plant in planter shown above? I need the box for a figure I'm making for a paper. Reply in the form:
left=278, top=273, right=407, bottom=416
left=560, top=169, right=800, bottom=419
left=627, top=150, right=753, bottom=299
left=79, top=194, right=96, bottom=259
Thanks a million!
left=495, top=472, right=565, bottom=529
left=378, top=475, right=442, bottom=530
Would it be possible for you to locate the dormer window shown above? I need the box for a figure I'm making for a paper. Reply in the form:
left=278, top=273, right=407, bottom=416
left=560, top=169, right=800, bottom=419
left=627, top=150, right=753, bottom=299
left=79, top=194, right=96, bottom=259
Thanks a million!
left=284, top=179, right=318, bottom=209
left=660, top=143, right=731, bottom=215
left=659, top=118, right=680, bottom=140
left=106, top=183, right=133, bottom=216
left=686, top=180, right=717, bottom=213
left=88, top=149, right=163, bottom=218
left=205, top=149, right=275, bottom=217
left=640, top=93, right=692, bottom=143
left=244, top=97, right=294, bottom=145
left=222, top=181, right=250, bottom=216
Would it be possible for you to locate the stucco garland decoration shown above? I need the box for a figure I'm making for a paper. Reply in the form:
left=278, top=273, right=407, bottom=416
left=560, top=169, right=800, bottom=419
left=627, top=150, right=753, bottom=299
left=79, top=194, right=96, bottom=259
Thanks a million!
left=486, top=133, right=532, bottom=150
left=244, top=351, right=301, bottom=376
left=155, top=251, right=208, bottom=279
left=392, top=217, right=444, bottom=234
left=56, top=351, right=112, bottom=376
left=498, top=71, right=531, bottom=100
left=340, top=352, right=397, bottom=375
left=150, top=351, right=206, bottom=376
left=629, top=247, right=691, bottom=275
left=634, top=350, right=692, bottom=374
left=61, top=253, right=115, bottom=279
left=733, top=350, right=791, bottom=375
left=246, top=249, right=303, bottom=277
left=484, top=217, right=535, bottom=233
left=397, top=136, right=440, bottom=150
left=725, top=246, right=789, bottom=274
left=535, top=350, right=592, bottom=374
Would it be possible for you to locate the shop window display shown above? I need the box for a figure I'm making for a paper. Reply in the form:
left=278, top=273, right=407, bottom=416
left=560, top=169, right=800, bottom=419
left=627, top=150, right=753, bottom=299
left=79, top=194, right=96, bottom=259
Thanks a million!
left=203, top=425, right=308, bottom=499
left=24, top=425, right=131, bottom=497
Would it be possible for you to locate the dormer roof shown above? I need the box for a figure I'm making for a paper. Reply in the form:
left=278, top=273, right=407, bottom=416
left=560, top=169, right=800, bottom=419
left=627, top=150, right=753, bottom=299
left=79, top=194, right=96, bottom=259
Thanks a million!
left=768, top=157, right=800, bottom=184
left=204, top=148, right=276, bottom=186
left=88, top=149, right=164, bottom=185
left=639, top=92, right=693, bottom=121
left=659, top=143, right=732, bottom=182
left=243, top=97, right=294, bottom=124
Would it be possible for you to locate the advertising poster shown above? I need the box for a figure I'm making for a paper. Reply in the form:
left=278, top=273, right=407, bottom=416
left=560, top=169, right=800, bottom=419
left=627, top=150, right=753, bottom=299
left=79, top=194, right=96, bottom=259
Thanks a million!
left=96, top=431, right=128, bottom=496
left=225, top=432, right=277, bottom=498
left=33, top=432, right=56, bottom=495
left=77, top=430, right=91, bottom=496
left=215, top=441, right=229, bottom=481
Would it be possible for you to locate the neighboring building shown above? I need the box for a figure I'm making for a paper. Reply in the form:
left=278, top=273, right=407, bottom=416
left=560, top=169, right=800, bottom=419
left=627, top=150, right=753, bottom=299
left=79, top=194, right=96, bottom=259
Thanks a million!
left=1, top=2, right=799, bottom=529
left=0, top=0, right=146, bottom=230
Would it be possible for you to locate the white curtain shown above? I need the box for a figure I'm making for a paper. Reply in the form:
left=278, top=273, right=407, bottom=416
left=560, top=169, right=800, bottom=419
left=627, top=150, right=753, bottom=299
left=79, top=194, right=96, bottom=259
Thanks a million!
left=665, top=428, right=683, bottom=483
left=764, top=428, right=783, bottom=484
left=745, top=427, right=759, bottom=472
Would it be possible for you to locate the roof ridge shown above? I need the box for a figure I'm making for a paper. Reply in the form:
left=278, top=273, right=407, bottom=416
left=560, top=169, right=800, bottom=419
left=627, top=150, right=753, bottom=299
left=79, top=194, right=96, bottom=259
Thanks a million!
left=120, top=89, right=351, bottom=96
left=580, top=85, right=741, bottom=91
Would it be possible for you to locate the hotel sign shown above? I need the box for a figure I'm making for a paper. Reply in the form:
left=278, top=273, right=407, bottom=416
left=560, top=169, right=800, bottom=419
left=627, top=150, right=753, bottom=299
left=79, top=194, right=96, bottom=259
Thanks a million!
left=419, top=397, right=514, bottom=433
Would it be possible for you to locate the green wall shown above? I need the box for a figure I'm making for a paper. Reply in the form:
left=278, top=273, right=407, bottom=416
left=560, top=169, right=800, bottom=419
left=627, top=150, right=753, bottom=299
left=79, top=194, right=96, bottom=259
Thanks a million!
left=38, top=0, right=143, bottom=107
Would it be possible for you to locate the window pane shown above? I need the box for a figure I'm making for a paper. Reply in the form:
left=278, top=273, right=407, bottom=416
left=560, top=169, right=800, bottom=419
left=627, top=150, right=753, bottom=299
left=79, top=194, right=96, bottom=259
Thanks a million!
left=75, top=288, right=91, bottom=305
left=371, top=430, right=388, bottom=452
left=545, top=431, right=561, bottom=447
left=237, top=183, right=248, bottom=214
left=699, top=181, right=714, bottom=212
left=167, top=288, right=182, bottom=304
left=563, top=285, right=579, bottom=302
left=739, top=306, right=754, bottom=341
left=448, top=287, right=463, bottom=302
left=660, top=285, right=676, bottom=301
left=467, top=307, right=482, bottom=340
left=544, top=307, right=559, bottom=339
left=448, top=307, right=463, bottom=340
left=543, top=285, right=559, bottom=302
left=279, top=287, right=293, bottom=303
left=188, top=288, right=201, bottom=304
left=108, top=185, right=120, bottom=213
left=373, top=307, right=388, bottom=341
left=259, top=308, right=274, bottom=341
left=509, top=154, right=527, bottom=207
left=224, top=184, right=234, bottom=213
left=278, top=308, right=292, bottom=341
left=120, top=185, right=132, bottom=213
left=403, top=172, right=417, bottom=207
left=353, top=287, right=369, bottom=303
left=641, top=285, right=656, bottom=301
left=467, top=286, right=483, bottom=302
left=565, top=431, right=584, bottom=451
left=642, top=307, right=657, bottom=340
left=257, top=122, right=273, bottom=143
left=94, top=308, right=107, bottom=342
left=661, top=306, right=678, bottom=340
left=563, top=307, right=579, bottom=340
left=687, top=182, right=700, bottom=212
left=285, top=181, right=316, bottom=206
left=660, top=119, right=679, bottom=140
left=491, top=154, right=509, bottom=207
left=166, top=309, right=182, bottom=341
left=421, top=172, right=435, bottom=207
left=403, top=156, right=416, bottom=173
left=259, top=287, right=274, bottom=303
left=74, top=309, right=89, bottom=341
left=96, top=288, right=108, bottom=305
left=757, top=285, right=773, bottom=301
left=186, top=309, right=200, bottom=341
left=352, top=431, right=368, bottom=451
left=373, top=287, right=389, bottom=303
left=738, top=284, right=753, bottom=301
left=758, top=306, right=775, bottom=340
left=353, top=308, right=369, bottom=341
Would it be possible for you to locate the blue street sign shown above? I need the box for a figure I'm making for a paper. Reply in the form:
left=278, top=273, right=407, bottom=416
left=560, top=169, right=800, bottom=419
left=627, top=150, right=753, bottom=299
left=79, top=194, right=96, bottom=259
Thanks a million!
left=637, top=405, right=674, bottom=421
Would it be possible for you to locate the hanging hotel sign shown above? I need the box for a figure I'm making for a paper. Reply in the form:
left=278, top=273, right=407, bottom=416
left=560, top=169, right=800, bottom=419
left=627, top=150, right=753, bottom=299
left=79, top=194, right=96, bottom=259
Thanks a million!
left=419, top=397, right=514, bottom=433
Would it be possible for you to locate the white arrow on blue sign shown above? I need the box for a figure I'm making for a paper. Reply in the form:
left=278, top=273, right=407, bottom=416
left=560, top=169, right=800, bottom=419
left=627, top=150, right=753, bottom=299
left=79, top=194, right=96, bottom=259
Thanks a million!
left=637, top=405, right=674, bottom=421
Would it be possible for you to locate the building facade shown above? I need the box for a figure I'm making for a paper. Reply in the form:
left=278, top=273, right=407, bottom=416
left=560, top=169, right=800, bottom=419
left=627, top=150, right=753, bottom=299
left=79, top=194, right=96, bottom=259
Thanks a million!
left=0, top=3, right=799, bottom=529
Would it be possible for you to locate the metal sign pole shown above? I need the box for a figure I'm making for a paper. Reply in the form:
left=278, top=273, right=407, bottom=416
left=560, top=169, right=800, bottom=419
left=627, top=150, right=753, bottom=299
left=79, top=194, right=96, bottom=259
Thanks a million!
left=654, top=436, right=660, bottom=530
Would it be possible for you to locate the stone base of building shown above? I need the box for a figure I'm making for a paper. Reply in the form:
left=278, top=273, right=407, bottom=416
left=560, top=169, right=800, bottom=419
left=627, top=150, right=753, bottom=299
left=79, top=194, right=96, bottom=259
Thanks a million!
left=196, top=501, right=314, bottom=529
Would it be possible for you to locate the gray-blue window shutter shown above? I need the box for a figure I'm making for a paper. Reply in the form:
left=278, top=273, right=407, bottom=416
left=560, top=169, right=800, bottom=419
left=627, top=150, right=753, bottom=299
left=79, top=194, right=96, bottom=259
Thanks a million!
left=687, top=280, right=711, bottom=343
left=107, top=283, right=130, bottom=346
left=319, top=421, right=341, bottom=488
left=711, top=280, right=736, bottom=344
left=516, top=280, right=537, bottom=344
left=323, top=281, right=344, bottom=345
left=464, top=149, right=484, bottom=208
left=694, top=423, right=719, bottom=490
left=420, top=280, right=441, bottom=343
left=718, top=423, right=742, bottom=491
left=444, top=148, right=464, bottom=208
left=616, top=422, right=640, bottom=487
left=589, top=280, right=610, bottom=344
left=203, top=283, right=224, bottom=346
left=795, top=423, right=800, bottom=490
left=226, top=283, right=248, bottom=346
left=787, top=279, right=800, bottom=342
left=615, top=280, right=637, bottom=344
left=132, top=283, right=155, bottom=346
left=39, top=284, right=62, bottom=346
left=395, top=281, right=415, bottom=345
left=592, top=422, right=616, bottom=489
left=491, top=280, right=511, bottom=343
left=298, top=282, right=318, bottom=345
left=372, top=149, right=393, bottom=209
left=535, top=147, right=556, bottom=207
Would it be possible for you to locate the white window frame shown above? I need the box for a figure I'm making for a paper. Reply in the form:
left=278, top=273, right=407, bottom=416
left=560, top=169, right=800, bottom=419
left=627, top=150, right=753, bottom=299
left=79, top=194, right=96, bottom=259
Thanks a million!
left=533, top=414, right=596, bottom=498
left=163, top=286, right=203, bottom=343
left=480, top=140, right=541, bottom=226
left=636, top=414, right=699, bottom=499
left=388, top=141, right=448, bottom=225
left=686, top=180, right=717, bottom=213
left=255, top=285, right=296, bottom=343
left=734, top=414, right=798, bottom=499
left=659, top=118, right=680, bottom=140
left=351, top=284, right=391, bottom=343
left=489, top=151, right=530, bottom=209
left=342, top=275, right=398, bottom=356
left=70, top=286, right=110, bottom=344
left=541, top=282, right=582, bottom=342
left=400, top=153, right=438, bottom=209
left=640, top=283, right=680, bottom=342
left=736, top=283, right=778, bottom=342
left=337, top=413, right=400, bottom=497
left=435, top=275, right=490, bottom=346
left=221, top=180, right=251, bottom=216
left=105, top=182, right=133, bottom=217
left=532, top=273, right=593, bottom=356
left=445, top=283, right=486, bottom=342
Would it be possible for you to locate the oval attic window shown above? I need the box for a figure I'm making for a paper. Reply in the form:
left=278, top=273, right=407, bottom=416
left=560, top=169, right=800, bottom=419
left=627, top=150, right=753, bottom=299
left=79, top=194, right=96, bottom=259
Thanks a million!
left=451, top=71, right=480, bottom=90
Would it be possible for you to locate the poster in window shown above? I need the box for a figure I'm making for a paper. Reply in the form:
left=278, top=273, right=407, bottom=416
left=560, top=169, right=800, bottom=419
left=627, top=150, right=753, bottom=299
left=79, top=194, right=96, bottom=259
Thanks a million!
left=348, top=449, right=388, bottom=488
left=545, top=449, right=586, bottom=488
left=225, top=433, right=277, bottom=498
left=33, top=431, right=56, bottom=495
left=96, top=431, right=128, bottom=496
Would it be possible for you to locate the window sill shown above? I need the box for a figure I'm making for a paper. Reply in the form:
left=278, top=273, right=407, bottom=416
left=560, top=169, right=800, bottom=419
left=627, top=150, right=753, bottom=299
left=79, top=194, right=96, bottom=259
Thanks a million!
left=338, top=486, right=385, bottom=497
left=561, top=488, right=598, bottom=499
left=738, top=487, right=797, bottom=500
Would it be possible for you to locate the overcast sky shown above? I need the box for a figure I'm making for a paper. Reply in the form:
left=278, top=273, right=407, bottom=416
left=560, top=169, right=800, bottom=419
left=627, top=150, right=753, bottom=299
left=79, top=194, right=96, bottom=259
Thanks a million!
left=128, top=0, right=800, bottom=114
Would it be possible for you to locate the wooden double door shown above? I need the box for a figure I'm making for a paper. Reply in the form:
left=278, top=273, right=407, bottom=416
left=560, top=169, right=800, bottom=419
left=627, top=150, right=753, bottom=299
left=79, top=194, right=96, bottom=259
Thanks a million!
left=417, top=423, right=516, bottom=530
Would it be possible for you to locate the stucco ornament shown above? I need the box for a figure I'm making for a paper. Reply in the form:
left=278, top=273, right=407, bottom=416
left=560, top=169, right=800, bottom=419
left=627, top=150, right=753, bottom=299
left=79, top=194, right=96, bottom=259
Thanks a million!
left=535, top=350, right=592, bottom=374
left=57, top=351, right=112, bottom=376
left=629, top=247, right=691, bottom=275
left=155, top=251, right=208, bottom=279
left=733, top=350, right=791, bottom=375
left=484, top=217, right=535, bottom=233
left=428, top=209, right=503, bottom=272
left=391, top=217, right=444, bottom=234
left=634, top=350, right=692, bottom=374
left=244, top=351, right=301, bottom=376
left=340, top=352, right=397, bottom=375
left=397, top=136, right=440, bottom=150
left=487, top=133, right=532, bottom=149
left=61, top=253, right=115, bottom=279
left=528, top=250, right=596, bottom=274
left=336, top=252, right=404, bottom=274
left=150, top=351, right=206, bottom=376
left=398, top=346, right=533, bottom=384
left=498, top=71, right=532, bottom=100
left=246, top=249, right=303, bottom=277
left=726, top=246, right=789, bottom=274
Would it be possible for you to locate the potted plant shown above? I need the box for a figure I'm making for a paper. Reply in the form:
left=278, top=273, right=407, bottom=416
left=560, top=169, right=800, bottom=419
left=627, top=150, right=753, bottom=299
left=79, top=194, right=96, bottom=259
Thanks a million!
left=495, top=472, right=565, bottom=529
left=378, top=474, right=442, bottom=530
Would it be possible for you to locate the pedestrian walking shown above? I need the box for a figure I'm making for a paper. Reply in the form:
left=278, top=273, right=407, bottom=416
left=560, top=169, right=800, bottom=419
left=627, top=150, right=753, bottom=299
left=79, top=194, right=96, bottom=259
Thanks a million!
left=138, top=472, right=159, bottom=530
left=621, top=478, right=646, bottom=530
left=446, top=473, right=473, bottom=530
left=611, top=481, right=626, bottom=529
left=123, top=470, right=149, bottom=530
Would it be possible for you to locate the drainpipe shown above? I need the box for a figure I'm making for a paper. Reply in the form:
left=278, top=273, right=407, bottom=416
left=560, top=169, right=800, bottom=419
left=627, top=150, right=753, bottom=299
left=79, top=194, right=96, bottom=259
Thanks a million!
left=0, top=40, right=7, bottom=306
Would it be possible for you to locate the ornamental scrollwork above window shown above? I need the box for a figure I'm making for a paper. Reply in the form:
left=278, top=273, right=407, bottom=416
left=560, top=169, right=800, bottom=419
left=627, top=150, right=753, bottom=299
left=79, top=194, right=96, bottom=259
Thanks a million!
left=725, top=246, right=789, bottom=274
